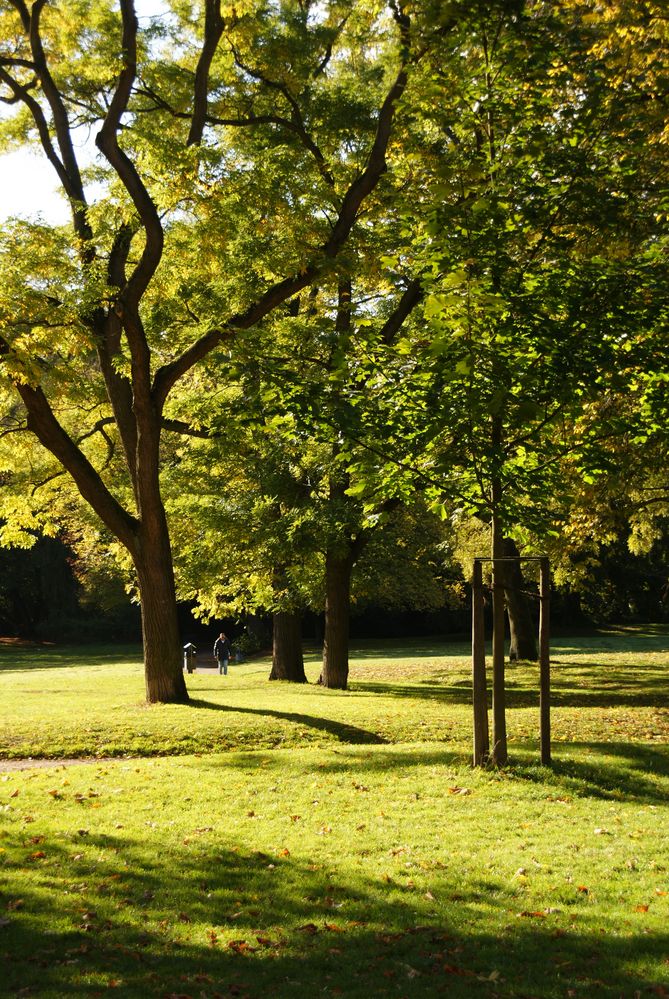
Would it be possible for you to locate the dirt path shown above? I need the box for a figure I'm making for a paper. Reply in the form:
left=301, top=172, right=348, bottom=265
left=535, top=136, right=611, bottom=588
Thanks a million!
left=0, top=757, right=124, bottom=772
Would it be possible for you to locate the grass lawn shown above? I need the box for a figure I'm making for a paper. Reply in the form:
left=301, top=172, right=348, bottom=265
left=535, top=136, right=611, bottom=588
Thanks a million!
left=1, top=630, right=668, bottom=997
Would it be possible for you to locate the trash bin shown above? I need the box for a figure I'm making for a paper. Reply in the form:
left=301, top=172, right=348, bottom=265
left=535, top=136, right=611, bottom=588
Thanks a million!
left=183, top=642, right=197, bottom=674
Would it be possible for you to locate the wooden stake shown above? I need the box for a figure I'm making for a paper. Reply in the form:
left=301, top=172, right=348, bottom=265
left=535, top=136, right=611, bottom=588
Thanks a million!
left=539, top=557, right=551, bottom=765
left=472, top=559, right=489, bottom=766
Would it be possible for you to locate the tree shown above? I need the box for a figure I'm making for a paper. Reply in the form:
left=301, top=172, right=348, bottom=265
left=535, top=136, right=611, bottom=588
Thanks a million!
left=0, top=0, right=415, bottom=701
left=346, top=0, right=669, bottom=761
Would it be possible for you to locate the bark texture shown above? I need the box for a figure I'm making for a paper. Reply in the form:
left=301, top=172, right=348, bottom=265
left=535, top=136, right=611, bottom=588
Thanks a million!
left=269, top=611, right=307, bottom=682
left=321, top=551, right=354, bottom=690
left=501, top=538, right=538, bottom=661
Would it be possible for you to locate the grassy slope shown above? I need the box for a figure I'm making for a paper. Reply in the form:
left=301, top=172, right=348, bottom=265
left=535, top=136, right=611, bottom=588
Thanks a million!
left=1, top=631, right=668, bottom=998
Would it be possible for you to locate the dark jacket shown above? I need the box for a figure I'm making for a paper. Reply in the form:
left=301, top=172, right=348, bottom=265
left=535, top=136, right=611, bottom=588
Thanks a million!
left=214, top=636, right=232, bottom=660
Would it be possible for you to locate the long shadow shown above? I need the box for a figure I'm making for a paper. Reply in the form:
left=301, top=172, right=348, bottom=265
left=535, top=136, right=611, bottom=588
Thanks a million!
left=3, top=828, right=668, bottom=998
left=508, top=741, right=669, bottom=805
left=188, top=697, right=387, bottom=745
left=0, top=643, right=142, bottom=673
left=352, top=670, right=669, bottom=710
left=211, top=741, right=669, bottom=806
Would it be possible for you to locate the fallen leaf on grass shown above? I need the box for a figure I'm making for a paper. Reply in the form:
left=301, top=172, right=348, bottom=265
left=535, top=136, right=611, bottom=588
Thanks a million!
left=442, top=963, right=471, bottom=975
left=298, top=923, right=319, bottom=935
left=635, top=904, right=649, bottom=913
left=228, top=939, right=258, bottom=954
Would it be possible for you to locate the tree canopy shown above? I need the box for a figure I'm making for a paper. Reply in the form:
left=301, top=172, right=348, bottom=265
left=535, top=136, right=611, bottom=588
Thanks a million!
left=1, top=0, right=668, bottom=712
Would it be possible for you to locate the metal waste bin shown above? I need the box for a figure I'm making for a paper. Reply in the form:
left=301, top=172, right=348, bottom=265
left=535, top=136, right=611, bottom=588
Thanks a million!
left=183, top=642, right=197, bottom=674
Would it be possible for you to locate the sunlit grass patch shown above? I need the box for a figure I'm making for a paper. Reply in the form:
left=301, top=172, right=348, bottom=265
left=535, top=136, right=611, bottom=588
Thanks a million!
left=1, top=631, right=669, bottom=760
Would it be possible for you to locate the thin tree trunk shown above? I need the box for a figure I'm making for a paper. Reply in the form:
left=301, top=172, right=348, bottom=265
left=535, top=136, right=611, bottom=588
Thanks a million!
left=472, top=558, right=490, bottom=766
left=491, top=509, right=507, bottom=766
left=502, top=537, right=538, bottom=661
left=270, top=610, right=307, bottom=682
left=490, top=416, right=507, bottom=766
left=539, top=558, right=551, bottom=766
left=321, top=550, right=353, bottom=690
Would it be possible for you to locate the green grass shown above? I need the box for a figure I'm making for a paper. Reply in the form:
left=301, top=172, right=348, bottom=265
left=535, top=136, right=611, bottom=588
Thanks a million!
left=1, top=631, right=668, bottom=759
left=1, top=631, right=669, bottom=997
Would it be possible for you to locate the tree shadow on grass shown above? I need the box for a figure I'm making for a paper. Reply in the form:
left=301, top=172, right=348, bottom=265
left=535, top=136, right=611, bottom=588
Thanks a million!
left=507, top=741, right=669, bottom=805
left=188, top=698, right=387, bottom=745
left=352, top=664, right=669, bottom=710
left=213, top=741, right=669, bottom=806
left=0, top=644, right=142, bottom=673
left=2, top=829, right=667, bottom=999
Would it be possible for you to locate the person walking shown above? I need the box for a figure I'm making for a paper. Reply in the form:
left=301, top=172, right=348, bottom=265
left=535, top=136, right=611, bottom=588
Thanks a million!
left=213, top=631, right=232, bottom=675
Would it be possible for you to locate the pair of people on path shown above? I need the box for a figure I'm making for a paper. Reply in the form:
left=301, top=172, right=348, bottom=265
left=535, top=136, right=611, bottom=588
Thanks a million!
left=213, top=632, right=232, bottom=675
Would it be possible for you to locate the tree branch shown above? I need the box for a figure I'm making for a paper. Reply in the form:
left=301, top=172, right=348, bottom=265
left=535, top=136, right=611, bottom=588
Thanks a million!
left=10, top=375, right=139, bottom=553
left=378, top=279, right=423, bottom=345
left=187, top=0, right=225, bottom=146
left=152, top=23, right=414, bottom=410
left=95, top=0, right=163, bottom=306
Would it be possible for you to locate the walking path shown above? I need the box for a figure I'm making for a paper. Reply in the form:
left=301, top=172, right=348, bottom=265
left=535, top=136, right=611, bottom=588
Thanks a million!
left=1, top=757, right=111, bottom=772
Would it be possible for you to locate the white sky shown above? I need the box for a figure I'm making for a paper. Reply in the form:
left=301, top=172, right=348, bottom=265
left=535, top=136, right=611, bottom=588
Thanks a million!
left=0, top=2, right=169, bottom=225
left=0, top=149, right=78, bottom=225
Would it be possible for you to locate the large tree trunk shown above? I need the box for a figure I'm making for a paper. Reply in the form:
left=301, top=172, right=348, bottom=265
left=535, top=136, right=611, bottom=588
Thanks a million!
left=135, top=515, right=189, bottom=704
left=136, top=557, right=188, bottom=704
left=502, top=537, right=538, bottom=661
left=321, top=551, right=353, bottom=690
left=270, top=611, right=307, bottom=682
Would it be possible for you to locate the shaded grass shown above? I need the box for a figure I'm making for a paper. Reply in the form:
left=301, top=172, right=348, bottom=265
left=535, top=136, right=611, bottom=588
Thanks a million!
left=1, top=744, right=668, bottom=998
